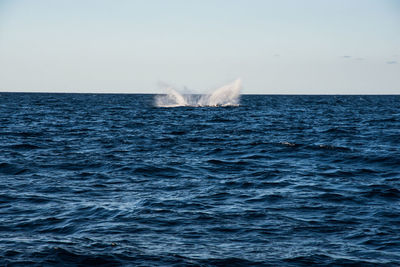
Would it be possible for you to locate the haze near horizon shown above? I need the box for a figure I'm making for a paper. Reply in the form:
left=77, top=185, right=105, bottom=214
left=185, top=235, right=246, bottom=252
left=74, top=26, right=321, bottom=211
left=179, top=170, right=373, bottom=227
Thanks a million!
left=0, top=0, right=399, bottom=94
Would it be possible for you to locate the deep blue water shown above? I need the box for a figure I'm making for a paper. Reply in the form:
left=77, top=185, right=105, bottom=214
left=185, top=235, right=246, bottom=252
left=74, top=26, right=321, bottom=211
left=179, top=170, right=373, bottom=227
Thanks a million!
left=0, top=93, right=399, bottom=266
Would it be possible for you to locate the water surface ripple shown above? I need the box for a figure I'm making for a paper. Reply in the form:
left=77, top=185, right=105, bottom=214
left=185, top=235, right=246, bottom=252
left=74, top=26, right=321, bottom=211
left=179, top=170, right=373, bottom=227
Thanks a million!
left=0, top=94, right=399, bottom=266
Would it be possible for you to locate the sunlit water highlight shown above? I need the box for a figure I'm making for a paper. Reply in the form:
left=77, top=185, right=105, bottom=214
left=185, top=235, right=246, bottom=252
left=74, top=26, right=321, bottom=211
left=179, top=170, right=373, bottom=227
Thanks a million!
left=155, top=79, right=241, bottom=107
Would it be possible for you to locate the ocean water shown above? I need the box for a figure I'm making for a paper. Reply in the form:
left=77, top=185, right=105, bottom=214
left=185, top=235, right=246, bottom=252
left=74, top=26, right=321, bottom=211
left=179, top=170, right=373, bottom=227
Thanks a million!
left=0, top=93, right=399, bottom=266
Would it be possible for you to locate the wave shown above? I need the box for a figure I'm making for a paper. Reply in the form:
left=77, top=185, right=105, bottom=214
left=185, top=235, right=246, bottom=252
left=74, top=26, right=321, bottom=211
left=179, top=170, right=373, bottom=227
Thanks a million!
left=155, top=79, right=241, bottom=107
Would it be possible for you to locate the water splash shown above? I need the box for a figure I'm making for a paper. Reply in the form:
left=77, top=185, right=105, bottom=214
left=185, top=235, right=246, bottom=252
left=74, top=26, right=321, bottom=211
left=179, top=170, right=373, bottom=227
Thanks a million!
left=155, top=79, right=241, bottom=107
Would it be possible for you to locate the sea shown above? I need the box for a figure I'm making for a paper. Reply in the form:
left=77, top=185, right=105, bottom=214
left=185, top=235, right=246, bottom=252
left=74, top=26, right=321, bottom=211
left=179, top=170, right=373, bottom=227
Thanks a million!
left=0, top=93, right=399, bottom=266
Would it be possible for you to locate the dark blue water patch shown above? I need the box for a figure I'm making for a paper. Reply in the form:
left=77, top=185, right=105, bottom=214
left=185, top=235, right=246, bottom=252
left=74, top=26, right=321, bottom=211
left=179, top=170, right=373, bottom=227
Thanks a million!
left=0, top=93, right=399, bottom=266
left=0, top=162, right=30, bottom=175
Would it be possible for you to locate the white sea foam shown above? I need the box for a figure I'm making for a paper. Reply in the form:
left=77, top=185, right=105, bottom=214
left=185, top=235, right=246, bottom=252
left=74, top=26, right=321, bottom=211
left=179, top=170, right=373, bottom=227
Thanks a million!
left=155, top=79, right=241, bottom=107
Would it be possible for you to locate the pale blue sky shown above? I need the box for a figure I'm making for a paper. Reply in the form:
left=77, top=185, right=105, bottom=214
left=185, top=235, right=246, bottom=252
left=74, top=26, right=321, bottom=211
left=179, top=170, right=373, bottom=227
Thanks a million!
left=0, top=0, right=399, bottom=94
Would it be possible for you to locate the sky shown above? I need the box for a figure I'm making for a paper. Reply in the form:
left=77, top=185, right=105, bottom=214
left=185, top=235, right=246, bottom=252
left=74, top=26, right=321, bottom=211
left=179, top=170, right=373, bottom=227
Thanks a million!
left=0, top=0, right=399, bottom=94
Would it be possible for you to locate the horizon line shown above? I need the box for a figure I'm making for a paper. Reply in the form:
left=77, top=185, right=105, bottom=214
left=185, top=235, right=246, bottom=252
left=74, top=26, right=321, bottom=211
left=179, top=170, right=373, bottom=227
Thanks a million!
left=0, top=91, right=399, bottom=96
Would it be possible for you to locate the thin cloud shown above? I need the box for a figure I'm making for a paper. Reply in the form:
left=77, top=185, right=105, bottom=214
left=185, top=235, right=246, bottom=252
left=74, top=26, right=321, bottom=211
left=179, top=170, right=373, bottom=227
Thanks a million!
left=386, top=61, right=398, bottom=64
left=342, top=55, right=351, bottom=59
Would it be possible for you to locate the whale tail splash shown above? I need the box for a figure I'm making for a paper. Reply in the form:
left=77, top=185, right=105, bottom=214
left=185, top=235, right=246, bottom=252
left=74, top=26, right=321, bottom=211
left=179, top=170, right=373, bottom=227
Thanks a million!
left=155, top=79, right=241, bottom=107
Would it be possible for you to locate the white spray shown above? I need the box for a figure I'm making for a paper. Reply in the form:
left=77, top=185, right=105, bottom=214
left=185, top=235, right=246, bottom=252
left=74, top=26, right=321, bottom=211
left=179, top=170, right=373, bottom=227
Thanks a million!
left=155, top=79, right=242, bottom=107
